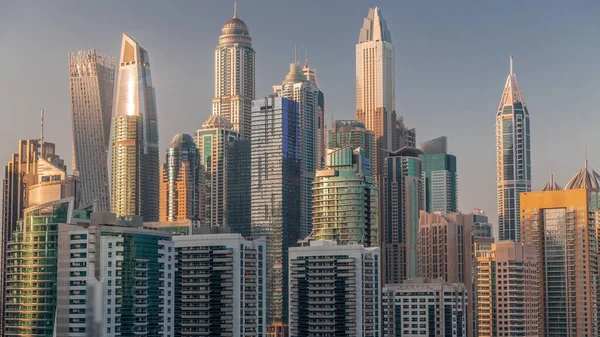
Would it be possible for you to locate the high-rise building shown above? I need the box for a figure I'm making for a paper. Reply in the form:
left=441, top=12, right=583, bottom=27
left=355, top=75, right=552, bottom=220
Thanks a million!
left=496, top=56, right=531, bottom=242
left=274, top=57, right=319, bottom=239
left=213, top=5, right=255, bottom=139
left=521, top=169, right=598, bottom=336
left=159, top=134, right=201, bottom=222
left=302, top=57, right=326, bottom=169
left=394, top=116, right=416, bottom=150
left=54, top=212, right=175, bottom=337
left=419, top=136, right=458, bottom=213
left=250, top=96, right=300, bottom=325
left=418, top=211, right=494, bottom=337
left=381, top=147, right=423, bottom=285
left=69, top=50, right=115, bottom=211
left=312, top=146, right=378, bottom=246
left=226, top=139, right=252, bottom=237
left=111, top=34, right=160, bottom=221
left=173, top=233, right=266, bottom=336
left=195, top=114, right=239, bottom=227
left=475, top=241, right=538, bottom=337
left=289, top=240, right=380, bottom=337
left=3, top=197, right=90, bottom=337
left=356, top=7, right=396, bottom=180
left=382, top=278, right=467, bottom=337
left=1, top=138, right=65, bottom=334
left=329, top=120, right=376, bottom=172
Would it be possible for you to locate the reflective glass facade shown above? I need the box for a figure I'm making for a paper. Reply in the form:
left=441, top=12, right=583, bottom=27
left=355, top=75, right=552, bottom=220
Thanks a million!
left=496, top=63, right=531, bottom=242
left=251, top=96, right=300, bottom=324
left=419, top=153, right=458, bottom=213
left=3, top=198, right=81, bottom=337
left=381, top=147, right=424, bottom=285
left=111, top=34, right=160, bottom=221
left=312, top=146, right=378, bottom=246
left=226, top=139, right=251, bottom=237
left=329, top=120, right=376, bottom=175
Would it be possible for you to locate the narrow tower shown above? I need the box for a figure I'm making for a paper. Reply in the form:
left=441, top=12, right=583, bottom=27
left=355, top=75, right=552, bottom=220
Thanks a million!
left=495, top=56, right=531, bottom=242
left=69, top=50, right=115, bottom=211
left=213, top=3, right=255, bottom=139
left=356, top=7, right=395, bottom=180
left=111, top=34, right=160, bottom=221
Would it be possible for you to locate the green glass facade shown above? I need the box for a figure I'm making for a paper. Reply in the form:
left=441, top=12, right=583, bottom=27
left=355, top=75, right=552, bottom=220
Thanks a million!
left=3, top=198, right=86, bottom=337
left=419, top=153, right=458, bottom=213
left=328, top=120, right=375, bottom=175
left=312, top=146, right=378, bottom=246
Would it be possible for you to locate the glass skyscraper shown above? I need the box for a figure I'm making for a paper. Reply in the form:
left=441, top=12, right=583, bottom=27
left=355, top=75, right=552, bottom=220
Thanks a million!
left=312, top=146, right=378, bottom=246
left=226, top=139, right=251, bottom=237
left=419, top=136, right=458, bottom=213
left=273, top=58, right=320, bottom=240
left=111, top=34, right=160, bottom=221
left=496, top=56, right=531, bottom=242
left=195, top=114, right=239, bottom=227
left=329, top=120, right=375, bottom=172
left=159, top=134, right=201, bottom=222
left=381, top=147, right=424, bottom=285
left=3, top=197, right=89, bottom=337
left=69, top=50, right=115, bottom=212
left=250, top=96, right=300, bottom=325
left=302, top=58, right=326, bottom=169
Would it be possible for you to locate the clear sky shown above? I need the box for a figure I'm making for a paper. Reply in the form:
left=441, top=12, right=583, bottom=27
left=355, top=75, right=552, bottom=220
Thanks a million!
left=1, top=0, right=599, bottom=234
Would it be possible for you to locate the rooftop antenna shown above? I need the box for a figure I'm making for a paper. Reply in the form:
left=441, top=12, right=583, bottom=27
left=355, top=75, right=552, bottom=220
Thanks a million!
left=294, top=44, right=298, bottom=64
left=304, top=50, right=309, bottom=68
left=510, top=54, right=514, bottom=75
left=585, top=145, right=589, bottom=169
left=40, top=109, right=45, bottom=157
left=233, top=0, right=237, bottom=18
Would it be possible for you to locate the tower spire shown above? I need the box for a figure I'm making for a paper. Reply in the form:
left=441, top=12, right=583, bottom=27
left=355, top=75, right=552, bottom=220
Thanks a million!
left=304, top=50, right=309, bottom=68
left=40, top=109, right=44, bottom=157
left=294, top=44, right=297, bottom=64
left=233, top=0, right=237, bottom=18
left=585, top=145, right=589, bottom=169
left=510, top=54, right=514, bottom=75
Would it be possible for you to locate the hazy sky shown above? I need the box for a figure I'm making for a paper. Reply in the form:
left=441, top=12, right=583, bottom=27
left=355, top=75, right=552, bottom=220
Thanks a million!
left=1, top=0, right=599, bottom=232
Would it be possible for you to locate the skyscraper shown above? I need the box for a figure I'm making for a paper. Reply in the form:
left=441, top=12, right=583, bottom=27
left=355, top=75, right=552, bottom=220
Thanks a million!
left=250, top=96, right=300, bottom=325
left=274, top=57, right=319, bottom=240
left=303, top=57, right=326, bottom=169
left=1, top=138, right=64, bottom=334
left=381, top=147, right=423, bottom=285
left=312, top=146, right=378, bottom=246
left=69, top=50, right=115, bottom=211
left=3, top=198, right=84, bottom=337
left=475, top=241, right=538, bottom=337
left=496, top=56, right=531, bottom=242
left=213, top=5, right=255, bottom=139
left=54, top=212, right=175, bottom=337
left=173, top=233, right=266, bottom=336
left=418, top=211, right=494, bottom=337
left=111, top=34, right=160, bottom=221
left=226, top=139, right=252, bottom=237
left=329, top=120, right=376, bottom=171
left=289, top=241, right=380, bottom=337
left=521, top=169, right=598, bottom=336
left=420, top=136, right=458, bottom=213
left=159, top=134, right=201, bottom=222
left=356, top=6, right=395, bottom=180
left=195, top=114, right=239, bottom=227
left=394, top=116, right=416, bottom=149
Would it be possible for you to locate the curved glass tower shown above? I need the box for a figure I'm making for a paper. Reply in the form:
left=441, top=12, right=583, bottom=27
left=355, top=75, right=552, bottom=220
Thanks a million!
left=213, top=7, right=255, bottom=139
left=495, top=56, right=531, bottom=242
left=111, top=34, right=160, bottom=221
